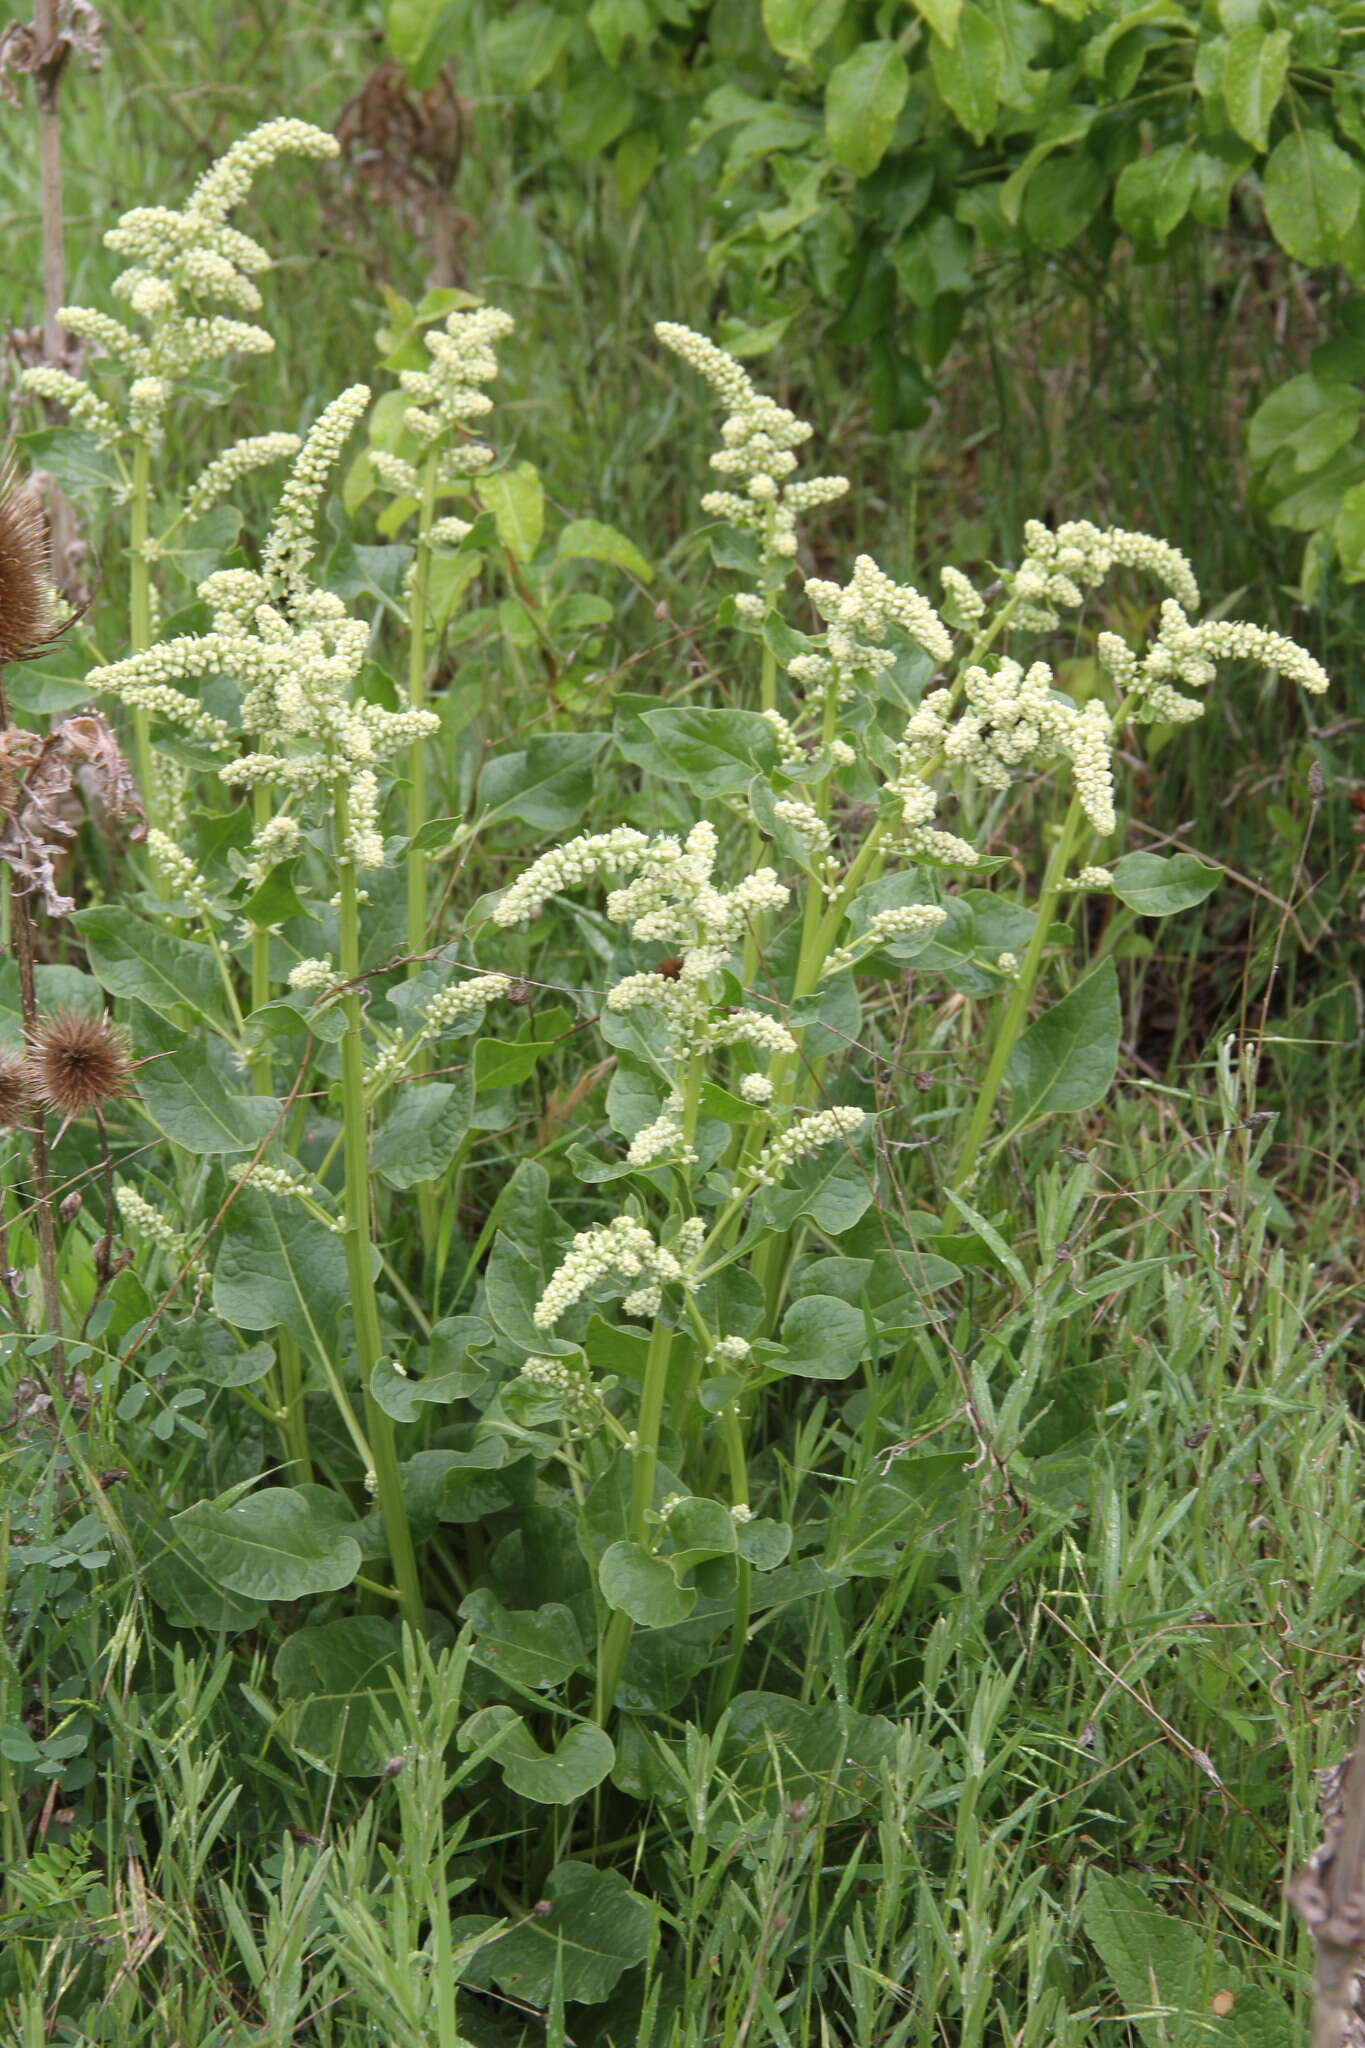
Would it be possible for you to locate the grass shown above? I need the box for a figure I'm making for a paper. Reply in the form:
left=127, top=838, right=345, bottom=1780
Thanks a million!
left=2, top=6, right=1363, bottom=2045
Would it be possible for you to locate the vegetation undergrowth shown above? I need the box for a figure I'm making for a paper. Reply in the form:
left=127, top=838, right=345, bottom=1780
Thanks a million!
left=0, top=21, right=1362, bottom=2048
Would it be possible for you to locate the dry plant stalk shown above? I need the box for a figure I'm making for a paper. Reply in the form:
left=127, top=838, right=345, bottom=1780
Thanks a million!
left=1290, top=1705, right=1365, bottom=2048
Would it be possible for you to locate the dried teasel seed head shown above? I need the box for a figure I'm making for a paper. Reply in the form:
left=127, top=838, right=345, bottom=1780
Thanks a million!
left=0, top=1050, right=30, bottom=1125
left=26, top=1006, right=130, bottom=1117
left=0, top=457, right=64, bottom=669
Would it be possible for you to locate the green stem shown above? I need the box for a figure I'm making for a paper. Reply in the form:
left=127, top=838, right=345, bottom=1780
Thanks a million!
left=248, top=787, right=274, bottom=1092
left=951, top=796, right=1084, bottom=1191
left=406, top=452, right=439, bottom=962
left=129, top=436, right=154, bottom=812
left=407, top=455, right=441, bottom=1263
left=596, top=1311, right=674, bottom=1723
left=707, top=1403, right=752, bottom=1724
left=336, top=781, right=424, bottom=1633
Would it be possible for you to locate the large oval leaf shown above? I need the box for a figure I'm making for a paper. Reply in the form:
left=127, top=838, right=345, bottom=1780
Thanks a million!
left=173, top=1487, right=362, bottom=1601
left=459, top=1705, right=614, bottom=1803
left=461, top=1861, right=652, bottom=2005
left=825, top=40, right=909, bottom=178
left=1262, top=130, right=1360, bottom=265
left=1110, top=852, right=1220, bottom=917
left=1002, top=960, right=1120, bottom=1131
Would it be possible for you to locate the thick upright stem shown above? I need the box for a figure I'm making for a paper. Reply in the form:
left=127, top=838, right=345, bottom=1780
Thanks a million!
left=336, top=783, right=423, bottom=1631
left=405, top=453, right=439, bottom=962
left=951, top=796, right=1083, bottom=1190
left=129, top=437, right=155, bottom=817
left=597, top=1312, right=674, bottom=1722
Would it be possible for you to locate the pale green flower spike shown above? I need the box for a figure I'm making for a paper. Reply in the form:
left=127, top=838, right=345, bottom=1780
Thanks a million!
left=654, top=321, right=848, bottom=584
left=21, top=119, right=339, bottom=445
left=534, top=1216, right=689, bottom=1332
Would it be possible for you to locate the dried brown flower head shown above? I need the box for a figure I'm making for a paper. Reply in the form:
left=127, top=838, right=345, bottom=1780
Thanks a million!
left=26, top=1006, right=130, bottom=1117
left=0, top=455, right=64, bottom=668
left=0, top=1049, right=30, bottom=1125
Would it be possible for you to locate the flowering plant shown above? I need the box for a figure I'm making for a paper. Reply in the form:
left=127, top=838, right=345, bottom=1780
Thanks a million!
left=0, top=123, right=1333, bottom=2034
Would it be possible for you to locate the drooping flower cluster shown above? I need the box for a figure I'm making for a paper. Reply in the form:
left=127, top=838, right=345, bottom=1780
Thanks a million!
left=824, top=901, right=947, bottom=977
left=519, top=1354, right=612, bottom=1436
left=86, top=389, right=438, bottom=875
left=750, top=1105, right=866, bottom=1189
left=533, top=1215, right=692, bottom=1330
left=1009, top=519, right=1201, bottom=632
left=655, top=322, right=848, bottom=583
left=21, top=120, right=339, bottom=446
left=905, top=659, right=1118, bottom=836
left=1098, top=602, right=1330, bottom=723
left=793, top=553, right=953, bottom=702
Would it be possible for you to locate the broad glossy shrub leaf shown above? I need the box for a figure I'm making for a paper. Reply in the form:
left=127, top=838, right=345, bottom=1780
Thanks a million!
left=825, top=41, right=909, bottom=178
left=1221, top=25, right=1290, bottom=151
left=1263, top=130, right=1361, bottom=264
left=929, top=8, right=1003, bottom=146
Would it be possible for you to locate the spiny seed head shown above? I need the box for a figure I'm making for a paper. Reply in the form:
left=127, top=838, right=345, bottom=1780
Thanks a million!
left=0, top=460, right=59, bottom=669
left=0, top=1051, right=30, bottom=1125
left=26, top=1007, right=130, bottom=1116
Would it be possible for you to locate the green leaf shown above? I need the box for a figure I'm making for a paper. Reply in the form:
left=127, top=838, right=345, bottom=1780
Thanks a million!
left=556, top=516, right=653, bottom=583
left=481, top=732, right=610, bottom=831
left=1110, top=853, right=1221, bottom=917
left=720, top=1693, right=900, bottom=1823
left=1001, top=108, right=1096, bottom=224
left=173, top=1488, right=361, bottom=1602
left=1114, top=141, right=1197, bottom=245
left=463, top=1862, right=652, bottom=2005
left=212, top=1193, right=348, bottom=1352
left=599, top=1540, right=696, bottom=1626
left=930, top=8, right=1004, bottom=146
left=587, top=0, right=650, bottom=66
left=1083, top=1872, right=1295, bottom=2048
left=384, top=0, right=465, bottom=86
left=71, top=908, right=224, bottom=1029
left=1247, top=373, right=1361, bottom=474
left=1263, top=131, right=1361, bottom=265
left=664, top=1496, right=737, bottom=1572
left=910, top=0, right=962, bottom=42
left=275, top=1618, right=402, bottom=1775
left=484, top=5, right=574, bottom=90
left=557, top=70, right=637, bottom=160
left=614, top=128, right=660, bottom=205
left=1222, top=26, right=1290, bottom=152
left=479, top=461, right=544, bottom=555
left=460, top=1706, right=614, bottom=1803
left=371, top=1074, right=473, bottom=1189
left=774, top=1294, right=866, bottom=1379
left=1022, top=153, right=1106, bottom=250
left=636, top=706, right=779, bottom=795
left=825, top=41, right=910, bottom=179
left=1333, top=478, right=1365, bottom=578
left=461, top=1590, right=588, bottom=1690
left=763, top=0, right=844, bottom=62
left=131, top=1005, right=280, bottom=1155
left=1003, top=961, right=1120, bottom=1131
